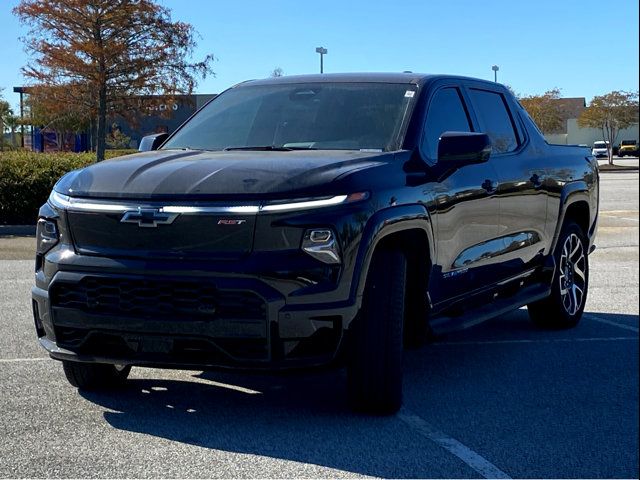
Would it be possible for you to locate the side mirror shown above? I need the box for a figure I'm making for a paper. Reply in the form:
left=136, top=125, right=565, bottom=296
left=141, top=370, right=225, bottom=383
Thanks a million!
left=138, top=133, right=169, bottom=152
left=438, top=132, right=491, bottom=167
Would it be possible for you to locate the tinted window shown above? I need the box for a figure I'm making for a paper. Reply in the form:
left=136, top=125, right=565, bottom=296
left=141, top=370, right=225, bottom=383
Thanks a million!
left=163, top=83, right=417, bottom=152
left=468, top=89, right=518, bottom=154
left=422, top=88, right=471, bottom=160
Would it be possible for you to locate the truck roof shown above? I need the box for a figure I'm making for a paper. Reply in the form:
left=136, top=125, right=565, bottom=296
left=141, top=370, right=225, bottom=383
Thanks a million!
left=237, top=72, right=501, bottom=88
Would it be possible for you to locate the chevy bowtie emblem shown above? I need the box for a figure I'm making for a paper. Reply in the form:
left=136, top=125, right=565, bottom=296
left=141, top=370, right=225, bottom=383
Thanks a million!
left=120, top=209, right=179, bottom=227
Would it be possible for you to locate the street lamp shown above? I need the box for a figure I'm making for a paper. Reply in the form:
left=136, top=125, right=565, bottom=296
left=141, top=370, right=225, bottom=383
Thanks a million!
left=492, top=65, right=499, bottom=83
left=315, top=47, right=328, bottom=74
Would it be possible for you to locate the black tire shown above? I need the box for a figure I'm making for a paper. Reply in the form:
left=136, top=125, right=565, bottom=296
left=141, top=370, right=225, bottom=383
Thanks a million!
left=528, top=221, right=589, bottom=329
left=62, top=361, right=131, bottom=390
left=347, top=248, right=406, bottom=414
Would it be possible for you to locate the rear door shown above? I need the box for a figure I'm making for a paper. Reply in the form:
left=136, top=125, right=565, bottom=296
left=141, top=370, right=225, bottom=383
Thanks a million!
left=464, top=85, right=548, bottom=281
left=422, top=85, right=504, bottom=307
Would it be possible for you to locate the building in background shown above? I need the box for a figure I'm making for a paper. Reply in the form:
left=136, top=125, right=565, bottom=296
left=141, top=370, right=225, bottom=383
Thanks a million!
left=113, top=94, right=216, bottom=149
left=544, top=97, right=639, bottom=147
left=13, top=88, right=216, bottom=152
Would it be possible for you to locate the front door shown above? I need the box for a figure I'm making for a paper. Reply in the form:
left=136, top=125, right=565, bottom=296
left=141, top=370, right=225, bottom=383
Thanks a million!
left=420, top=86, right=503, bottom=308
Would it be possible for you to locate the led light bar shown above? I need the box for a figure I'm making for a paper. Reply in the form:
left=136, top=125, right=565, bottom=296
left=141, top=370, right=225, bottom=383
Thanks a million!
left=260, top=195, right=348, bottom=212
left=49, top=191, right=367, bottom=214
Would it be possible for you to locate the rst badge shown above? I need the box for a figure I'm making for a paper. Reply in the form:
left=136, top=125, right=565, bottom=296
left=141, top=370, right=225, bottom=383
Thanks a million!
left=217, top=219, right=247, bottom=225
left=120, top=209, right=178, bottom=227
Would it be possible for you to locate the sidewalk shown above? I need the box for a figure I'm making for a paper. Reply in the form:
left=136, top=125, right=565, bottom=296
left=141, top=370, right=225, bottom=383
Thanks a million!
left=598, top=157, right=639, bottom=172
left=0, top=225, right=35, bottom=260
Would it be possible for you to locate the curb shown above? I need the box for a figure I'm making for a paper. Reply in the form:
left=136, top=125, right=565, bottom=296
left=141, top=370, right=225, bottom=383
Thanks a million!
left=0, top=225, right=36, bottom=236
left=598, top=165, right=639, bottom=172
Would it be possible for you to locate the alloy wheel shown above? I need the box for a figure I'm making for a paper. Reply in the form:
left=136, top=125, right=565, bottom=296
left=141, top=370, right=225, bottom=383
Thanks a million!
left=559, top=233, right=586, bottom=315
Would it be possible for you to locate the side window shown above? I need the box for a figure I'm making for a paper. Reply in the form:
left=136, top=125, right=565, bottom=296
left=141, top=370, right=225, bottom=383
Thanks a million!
left=468, top=89, right=519, bottom=154
left=421, top=88, right=472, bottom=160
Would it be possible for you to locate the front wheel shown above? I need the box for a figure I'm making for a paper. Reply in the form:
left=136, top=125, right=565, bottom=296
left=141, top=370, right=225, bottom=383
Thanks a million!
left=528, top=221, right=589, bottom=329
left=62, top=361, right=131, bottom=390
left=347, top=248, right=406, bottom=415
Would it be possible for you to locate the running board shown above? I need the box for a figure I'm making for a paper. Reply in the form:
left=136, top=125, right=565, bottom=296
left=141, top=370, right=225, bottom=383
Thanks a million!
left=429, top=283, right=551, bottom=335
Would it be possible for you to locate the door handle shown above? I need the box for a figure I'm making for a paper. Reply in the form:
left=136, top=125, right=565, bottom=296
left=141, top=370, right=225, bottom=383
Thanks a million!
left=481, top=179, right=498, bottom=194
left=530, top=173, right=543, bottom=189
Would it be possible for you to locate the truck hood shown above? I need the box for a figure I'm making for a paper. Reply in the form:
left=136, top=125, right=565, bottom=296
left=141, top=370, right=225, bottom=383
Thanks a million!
left=55, top=149, right=388, bottom=199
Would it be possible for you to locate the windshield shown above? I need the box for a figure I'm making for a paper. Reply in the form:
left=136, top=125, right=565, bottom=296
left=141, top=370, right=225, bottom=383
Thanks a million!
left=621, top=140, right=636, bottom=146
left=162, top=82, right=417, bottom=152
left=593, top=142, right=608, bottom=148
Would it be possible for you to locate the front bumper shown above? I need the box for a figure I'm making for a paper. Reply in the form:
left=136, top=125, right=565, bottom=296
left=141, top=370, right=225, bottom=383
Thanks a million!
left=32, top=257, right=358, bottom=370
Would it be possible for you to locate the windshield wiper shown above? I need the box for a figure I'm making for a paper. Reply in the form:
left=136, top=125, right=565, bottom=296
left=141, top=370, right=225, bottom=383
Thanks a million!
left=224, top=145, right=292, bottom=152
left=223, top=145, right=317, bottom=151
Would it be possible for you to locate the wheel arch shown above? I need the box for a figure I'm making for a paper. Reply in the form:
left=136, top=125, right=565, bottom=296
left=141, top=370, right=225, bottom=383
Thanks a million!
left=351, top=204, right=434, bottom=307
left=550, top=182, right=595, bottom=253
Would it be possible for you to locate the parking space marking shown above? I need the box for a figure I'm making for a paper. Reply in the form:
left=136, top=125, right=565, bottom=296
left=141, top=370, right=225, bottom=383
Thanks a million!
left=585, top=314, right=639, bottom=333
left=0, top=357, right=48, bottom=363
left=432, top=336, right=637, bottom=346
left=205, top=380, right=262, bottom=395
left=398, top=408, right=511, bottom=479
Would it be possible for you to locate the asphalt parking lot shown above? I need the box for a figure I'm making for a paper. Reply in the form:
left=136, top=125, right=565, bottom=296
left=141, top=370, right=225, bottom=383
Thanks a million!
left=0, top=171, right=637, bottom=478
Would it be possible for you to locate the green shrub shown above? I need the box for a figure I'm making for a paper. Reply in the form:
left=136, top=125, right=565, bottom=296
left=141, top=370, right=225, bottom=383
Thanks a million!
left=0, top=150, right=136, bottom=224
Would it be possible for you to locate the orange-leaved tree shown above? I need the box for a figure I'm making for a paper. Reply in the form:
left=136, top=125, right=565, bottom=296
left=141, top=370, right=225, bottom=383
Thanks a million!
left=14, top=0, right=214, bottom=161
left=578, top=91, right=639, bottom=165
left=519, top=88, right=564, bottom=134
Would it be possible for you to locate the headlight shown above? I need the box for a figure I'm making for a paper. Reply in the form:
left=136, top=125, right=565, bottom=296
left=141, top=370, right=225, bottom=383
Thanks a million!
left=301, top=229, right=341, bottom=264
left=36, top=218, right=59, bottom=254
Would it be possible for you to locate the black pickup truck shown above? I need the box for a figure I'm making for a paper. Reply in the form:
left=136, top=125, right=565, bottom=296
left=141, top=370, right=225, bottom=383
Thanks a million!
left=32, top=73, right=598, bottom=414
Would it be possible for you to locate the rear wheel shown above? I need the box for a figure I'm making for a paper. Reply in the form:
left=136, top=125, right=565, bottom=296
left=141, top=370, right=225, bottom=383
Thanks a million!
left=528, top=221, right=588, bottom=329
left=62, top=361, right=131, bottom=390
left=347, top=248, right=406, bottom=415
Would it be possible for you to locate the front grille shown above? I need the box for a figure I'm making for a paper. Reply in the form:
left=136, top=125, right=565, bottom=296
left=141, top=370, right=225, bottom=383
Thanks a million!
left=50, top=276, right=266, bottom=321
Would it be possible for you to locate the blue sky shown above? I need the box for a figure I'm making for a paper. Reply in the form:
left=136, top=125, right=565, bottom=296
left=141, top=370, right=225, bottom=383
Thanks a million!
left=1, top=0, right=638, bottom=109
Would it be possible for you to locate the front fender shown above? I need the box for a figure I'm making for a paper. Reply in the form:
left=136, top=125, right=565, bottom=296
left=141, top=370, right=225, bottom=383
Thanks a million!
left=350, top=204, right=434, bottom=304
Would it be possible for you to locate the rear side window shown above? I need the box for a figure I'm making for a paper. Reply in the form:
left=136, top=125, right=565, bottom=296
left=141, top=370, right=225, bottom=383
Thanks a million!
left=422, top=88, right=472, bottom=160
left=468, top=89, right=519, bottom=154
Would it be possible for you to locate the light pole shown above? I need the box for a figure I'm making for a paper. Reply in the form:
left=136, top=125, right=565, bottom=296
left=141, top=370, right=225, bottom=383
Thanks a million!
left=315, top=47, right=327, bottom=73
left=492, top=65, right=499, bottom=83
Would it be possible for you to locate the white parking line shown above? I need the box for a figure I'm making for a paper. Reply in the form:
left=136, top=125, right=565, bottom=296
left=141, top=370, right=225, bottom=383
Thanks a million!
left=432, top=336, right=637, bottom=346
left=398, top=408, right=511, bottom=479
left=585, top=314, right=639, bottom=333
left=0, top=357, right=48, bottom=363
left=205, top=380, right=262, bottom=395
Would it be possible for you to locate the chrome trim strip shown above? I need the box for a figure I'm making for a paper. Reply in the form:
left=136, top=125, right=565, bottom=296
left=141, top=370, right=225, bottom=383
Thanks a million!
left=161, top=205, right=261, bottom=214
left=49, top=191, right=354, bottom=214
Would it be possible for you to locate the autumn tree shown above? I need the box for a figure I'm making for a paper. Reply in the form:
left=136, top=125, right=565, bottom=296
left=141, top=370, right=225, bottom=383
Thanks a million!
left=519, top=88, right=565, bottom=134
left=14, top=0, right=214, bottom=161
left=578, top=90, right=639, bottom=164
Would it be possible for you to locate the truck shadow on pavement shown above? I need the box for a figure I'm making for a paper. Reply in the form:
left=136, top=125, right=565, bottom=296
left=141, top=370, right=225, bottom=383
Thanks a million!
left=79, top=309, right=639, bottom=478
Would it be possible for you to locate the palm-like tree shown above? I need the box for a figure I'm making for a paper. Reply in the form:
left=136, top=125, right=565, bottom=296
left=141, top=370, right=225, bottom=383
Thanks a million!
left=0, top=98, right=15, bottom=150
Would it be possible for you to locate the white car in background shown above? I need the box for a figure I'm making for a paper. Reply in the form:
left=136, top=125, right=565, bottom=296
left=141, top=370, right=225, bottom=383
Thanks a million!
left=592, top=141, right=609, bottom=158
